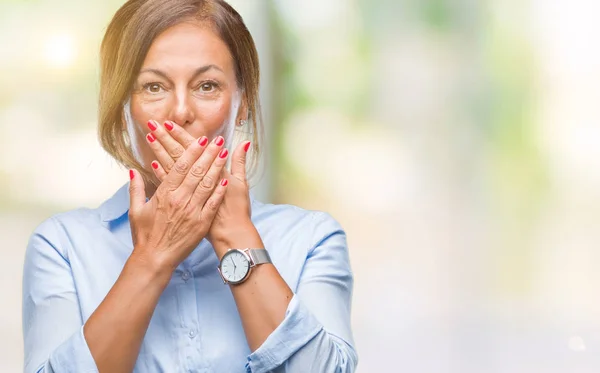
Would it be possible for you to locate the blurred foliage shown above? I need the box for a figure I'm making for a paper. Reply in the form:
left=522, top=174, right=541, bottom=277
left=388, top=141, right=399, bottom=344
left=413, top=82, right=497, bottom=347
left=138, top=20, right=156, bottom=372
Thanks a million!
left=268, top=0, right=309, bottom=203
left=417, top=0, right=454, bottom=31
left=480, top=3, right=549, bottom=297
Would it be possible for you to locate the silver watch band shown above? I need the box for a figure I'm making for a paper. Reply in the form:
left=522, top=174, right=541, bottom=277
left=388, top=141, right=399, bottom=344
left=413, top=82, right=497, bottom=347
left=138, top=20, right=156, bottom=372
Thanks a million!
left=246, top=248, right=271, bottom=266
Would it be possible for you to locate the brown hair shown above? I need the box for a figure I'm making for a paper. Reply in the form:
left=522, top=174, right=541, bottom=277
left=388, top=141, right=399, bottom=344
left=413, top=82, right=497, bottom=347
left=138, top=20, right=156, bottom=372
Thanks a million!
left=98, top=0, right=262, bottom=180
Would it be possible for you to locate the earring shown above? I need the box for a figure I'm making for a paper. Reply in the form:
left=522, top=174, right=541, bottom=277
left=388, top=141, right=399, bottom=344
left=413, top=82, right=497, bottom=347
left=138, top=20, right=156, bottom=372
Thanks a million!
left=235, top=118, right=254, bottom=135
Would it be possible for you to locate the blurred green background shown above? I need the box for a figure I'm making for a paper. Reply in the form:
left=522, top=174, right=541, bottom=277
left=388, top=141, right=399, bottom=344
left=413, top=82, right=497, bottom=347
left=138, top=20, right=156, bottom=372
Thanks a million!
left=2, top=0, right=600, bottom=371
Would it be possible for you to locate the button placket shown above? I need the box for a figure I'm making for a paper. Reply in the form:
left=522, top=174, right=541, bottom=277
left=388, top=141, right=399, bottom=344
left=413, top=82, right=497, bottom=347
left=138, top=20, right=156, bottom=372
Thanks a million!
left=178, top=265, right=205, bottom=370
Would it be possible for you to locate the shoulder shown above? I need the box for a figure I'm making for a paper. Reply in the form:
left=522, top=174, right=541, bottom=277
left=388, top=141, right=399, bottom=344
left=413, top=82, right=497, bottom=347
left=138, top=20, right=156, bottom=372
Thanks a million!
left=250, top=199, right=348, bottom=289
left=250, top=199, right=345, bottom=251
left=27, top=181, right=129, bottom=254
left=26, top=207, right=104, bottom=260
left=26, top=183, right=129, bottom=261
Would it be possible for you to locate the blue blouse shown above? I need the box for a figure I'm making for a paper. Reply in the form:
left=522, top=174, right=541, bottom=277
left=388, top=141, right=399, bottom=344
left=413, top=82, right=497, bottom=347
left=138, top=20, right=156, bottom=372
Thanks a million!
left=22, top=183, right=357, bottom=372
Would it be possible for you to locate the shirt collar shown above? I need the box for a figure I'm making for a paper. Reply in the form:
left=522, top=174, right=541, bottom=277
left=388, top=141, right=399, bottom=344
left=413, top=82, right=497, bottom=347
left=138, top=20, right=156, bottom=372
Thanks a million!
left=99, top=182, right=130, bottom=222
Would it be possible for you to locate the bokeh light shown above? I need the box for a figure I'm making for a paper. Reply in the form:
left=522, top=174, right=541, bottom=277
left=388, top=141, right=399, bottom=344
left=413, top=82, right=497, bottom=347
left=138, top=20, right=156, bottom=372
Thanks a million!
left=43, top=33, right=77, bottom=69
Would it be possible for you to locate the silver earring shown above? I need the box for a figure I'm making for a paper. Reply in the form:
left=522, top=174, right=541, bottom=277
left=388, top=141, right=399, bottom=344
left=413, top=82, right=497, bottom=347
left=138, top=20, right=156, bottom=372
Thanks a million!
left=235, top=118, right=254, bottom=135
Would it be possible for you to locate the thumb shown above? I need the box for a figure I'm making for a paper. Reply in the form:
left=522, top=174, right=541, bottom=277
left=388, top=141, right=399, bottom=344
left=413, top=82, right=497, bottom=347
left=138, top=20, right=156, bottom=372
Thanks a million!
left=128, top=169, right=146, bottom=215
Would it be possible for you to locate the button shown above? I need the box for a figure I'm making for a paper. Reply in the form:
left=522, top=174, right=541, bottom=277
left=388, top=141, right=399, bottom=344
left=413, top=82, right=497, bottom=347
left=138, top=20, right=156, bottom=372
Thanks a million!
left=181, top=271, right=191, bottom=281
left=188, top=329, right=196, bottom=338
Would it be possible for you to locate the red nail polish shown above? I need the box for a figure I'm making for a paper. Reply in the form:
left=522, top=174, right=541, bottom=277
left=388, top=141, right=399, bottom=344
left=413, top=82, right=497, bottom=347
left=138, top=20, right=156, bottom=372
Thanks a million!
left=146, top=133, right=156, bottom=143
left=219, top=149, right=229, bottom=159
left=147, top=120, right=157, bottom=131
left=129, top=170, right=135, bottom=180
left=220, top=179, right=228, bottom=186
left=164, top=121, right=174, bottom=131
left=215, top=136, right=224, bottom=146
left=244, top=141, right=251, bottom=152
left=151, top=161, right=159, bottom=170
left=199, top=136, right=208, bottom=146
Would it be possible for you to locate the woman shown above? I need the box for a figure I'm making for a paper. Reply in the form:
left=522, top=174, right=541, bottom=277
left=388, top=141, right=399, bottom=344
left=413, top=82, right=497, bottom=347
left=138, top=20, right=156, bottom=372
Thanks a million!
left=22, top=0, right=357, bottom=372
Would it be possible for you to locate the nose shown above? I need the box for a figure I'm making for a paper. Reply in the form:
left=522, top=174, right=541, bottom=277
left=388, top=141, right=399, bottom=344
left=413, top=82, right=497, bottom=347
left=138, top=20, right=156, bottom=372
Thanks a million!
left=168, top=90, right=195, bottom=127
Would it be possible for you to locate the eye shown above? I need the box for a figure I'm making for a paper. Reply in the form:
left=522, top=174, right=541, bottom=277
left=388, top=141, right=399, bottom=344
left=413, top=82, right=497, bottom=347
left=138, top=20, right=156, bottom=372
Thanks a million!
left=143, top=83, right=163, bottom=94
left=198, top=81, right=218, bottom=93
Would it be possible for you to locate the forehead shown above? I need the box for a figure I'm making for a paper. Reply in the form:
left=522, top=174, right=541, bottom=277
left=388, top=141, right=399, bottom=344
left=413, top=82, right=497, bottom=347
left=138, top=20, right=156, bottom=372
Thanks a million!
left=142, top=21, right=234, bottom=74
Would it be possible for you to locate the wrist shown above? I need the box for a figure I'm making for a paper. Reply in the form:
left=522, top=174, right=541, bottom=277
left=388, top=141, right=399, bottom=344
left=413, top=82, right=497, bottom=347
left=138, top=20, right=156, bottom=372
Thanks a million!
left=211, top=222, right=263, bottom=259
left=127, top=248, right=174, bottom=285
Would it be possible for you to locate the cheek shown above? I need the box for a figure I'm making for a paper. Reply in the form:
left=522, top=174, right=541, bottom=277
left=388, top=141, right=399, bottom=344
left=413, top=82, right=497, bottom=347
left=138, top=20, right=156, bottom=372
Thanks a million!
left=190, top=98, right=233, bottom=137
left=130, top=97, right=166, bottom=130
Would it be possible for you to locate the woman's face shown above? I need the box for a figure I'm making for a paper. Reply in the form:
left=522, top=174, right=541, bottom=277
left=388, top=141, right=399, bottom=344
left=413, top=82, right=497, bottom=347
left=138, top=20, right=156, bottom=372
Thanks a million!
left=128, top=21, right=243, bottom=169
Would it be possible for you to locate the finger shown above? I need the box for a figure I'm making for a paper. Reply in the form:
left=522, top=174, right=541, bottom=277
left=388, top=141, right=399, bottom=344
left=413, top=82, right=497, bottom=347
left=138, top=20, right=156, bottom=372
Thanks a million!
left=198, top=178, right=228, bottom=222
left=189, top=145, right=229, bottom=206
left=162, top=136, right=210, bottom=190
left=230, top=140, right=250, bottom=182
left=177, top=135, right=226, bottom=198
left=146, top=130, right=176, bottom=172
left=164, top=120, right=196, bottom=149
left=150, top=160, right=167, bottom=182
left=148, top=119, right=185, bottom=166
left=128, top=169, right=146, bottom=216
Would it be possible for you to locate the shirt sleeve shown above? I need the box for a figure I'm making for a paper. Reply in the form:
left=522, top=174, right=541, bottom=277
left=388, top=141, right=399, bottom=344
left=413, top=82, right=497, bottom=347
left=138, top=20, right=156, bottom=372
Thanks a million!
left=22, top=217, right=99, bottom=373
left=245, top=212, right=358, bottom=373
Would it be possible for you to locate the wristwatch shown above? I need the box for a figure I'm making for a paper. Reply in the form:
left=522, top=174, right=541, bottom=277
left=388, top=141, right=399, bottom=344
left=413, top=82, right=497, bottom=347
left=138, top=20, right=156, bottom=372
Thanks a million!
left=218, top=248, right=271, bottom=285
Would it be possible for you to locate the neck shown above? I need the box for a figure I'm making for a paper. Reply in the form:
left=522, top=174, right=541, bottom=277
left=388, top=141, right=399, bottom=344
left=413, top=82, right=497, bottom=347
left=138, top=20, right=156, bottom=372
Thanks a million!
left=142, top=174, right=159, bottom=199
left=145, top=184, right=158, bottom=199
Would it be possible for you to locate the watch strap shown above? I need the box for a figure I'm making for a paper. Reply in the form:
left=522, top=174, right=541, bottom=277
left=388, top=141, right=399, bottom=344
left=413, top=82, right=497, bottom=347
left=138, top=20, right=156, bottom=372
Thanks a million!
left=247, top=248, right=271, bottom=266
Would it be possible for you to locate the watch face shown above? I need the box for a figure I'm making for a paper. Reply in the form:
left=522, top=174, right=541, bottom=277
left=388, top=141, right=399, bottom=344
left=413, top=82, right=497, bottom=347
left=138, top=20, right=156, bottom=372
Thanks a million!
left=220, top=250, right=250, bottom=283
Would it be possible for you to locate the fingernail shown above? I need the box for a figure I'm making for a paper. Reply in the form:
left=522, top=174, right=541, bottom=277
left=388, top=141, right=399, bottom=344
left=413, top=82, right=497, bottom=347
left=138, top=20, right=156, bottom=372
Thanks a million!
left=219, top=148, right=229, bottom=159
left=151, top=161, right=159, bottom=170
left=147, top=120, right=158, bottom=131
left=244, top=141, right=251, bottom=152
left=164, top=121, right=174, bottom=131
left=214, top=136, right=224, bottom=146
left=220, top=179, right=228, bottom=186
left=198, top=136, right=208, bottom=146
left=129, top=170, right=135, bottom=180
left=146, top=133, right=156, bottom=143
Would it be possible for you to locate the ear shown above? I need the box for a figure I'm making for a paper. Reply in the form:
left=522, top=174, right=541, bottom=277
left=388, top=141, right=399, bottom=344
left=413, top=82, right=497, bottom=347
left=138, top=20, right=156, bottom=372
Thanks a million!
left=235, top=92, right=250, bottom=126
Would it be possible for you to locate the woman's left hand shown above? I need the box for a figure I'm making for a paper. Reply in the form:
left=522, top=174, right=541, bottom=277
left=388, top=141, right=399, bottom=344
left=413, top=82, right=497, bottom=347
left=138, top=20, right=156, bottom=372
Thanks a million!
left=145, top=120, right=262, bottom=258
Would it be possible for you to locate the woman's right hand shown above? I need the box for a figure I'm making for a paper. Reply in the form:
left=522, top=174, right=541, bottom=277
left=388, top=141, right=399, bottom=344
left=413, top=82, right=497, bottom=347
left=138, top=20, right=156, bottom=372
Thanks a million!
left=127, top=134, right=230, bottom=273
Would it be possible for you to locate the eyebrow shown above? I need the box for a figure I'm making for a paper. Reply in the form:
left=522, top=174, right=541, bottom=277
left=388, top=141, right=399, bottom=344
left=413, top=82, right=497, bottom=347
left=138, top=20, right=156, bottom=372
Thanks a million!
left=138, top=64, right=224, bottom=81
